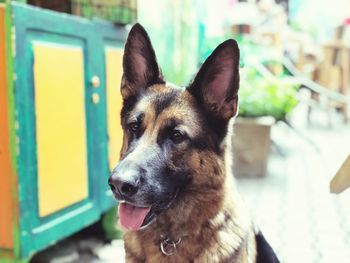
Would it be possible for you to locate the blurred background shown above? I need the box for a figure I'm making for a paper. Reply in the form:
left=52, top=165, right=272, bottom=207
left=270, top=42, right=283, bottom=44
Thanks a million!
left=0, top=0, right=350, bottom=262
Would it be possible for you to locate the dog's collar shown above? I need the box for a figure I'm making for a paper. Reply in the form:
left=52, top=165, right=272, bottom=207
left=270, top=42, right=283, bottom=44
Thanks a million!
left=159, top=234, right=187, bottom=256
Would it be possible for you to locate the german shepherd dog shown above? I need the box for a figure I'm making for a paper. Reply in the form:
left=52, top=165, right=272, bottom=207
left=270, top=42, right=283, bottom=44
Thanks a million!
left=108, top=23, right=280, bottom=263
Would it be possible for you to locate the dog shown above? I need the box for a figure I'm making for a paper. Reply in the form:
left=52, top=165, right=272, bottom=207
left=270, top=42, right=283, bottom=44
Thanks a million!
left=108, top=23, right=280, bottom=263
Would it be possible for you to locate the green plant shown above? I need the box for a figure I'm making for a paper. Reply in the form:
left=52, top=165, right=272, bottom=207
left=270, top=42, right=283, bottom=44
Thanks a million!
left=239, top=68, right=299, bottom=121
left=102, top=207, right=123, bottom=240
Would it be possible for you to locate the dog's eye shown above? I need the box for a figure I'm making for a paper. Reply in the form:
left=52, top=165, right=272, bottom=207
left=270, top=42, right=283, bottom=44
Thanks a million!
left=170, top=130, right=186, bottom=144
left=128, top=122, right=139, bottom=133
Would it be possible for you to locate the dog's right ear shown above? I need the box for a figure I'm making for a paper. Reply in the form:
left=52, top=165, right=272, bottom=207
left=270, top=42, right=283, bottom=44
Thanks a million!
left=121, top=23, right=163, bottom=99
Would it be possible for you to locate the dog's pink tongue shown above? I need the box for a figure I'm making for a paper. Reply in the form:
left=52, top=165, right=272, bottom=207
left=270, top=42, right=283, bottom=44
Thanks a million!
left=118, top=203, right=150, bottom=231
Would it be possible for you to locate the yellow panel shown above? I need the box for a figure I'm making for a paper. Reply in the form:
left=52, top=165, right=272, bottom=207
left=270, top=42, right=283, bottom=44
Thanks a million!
left=105, top=48, right=123, bottom=170
left=33, top=43, right=88, bottom=217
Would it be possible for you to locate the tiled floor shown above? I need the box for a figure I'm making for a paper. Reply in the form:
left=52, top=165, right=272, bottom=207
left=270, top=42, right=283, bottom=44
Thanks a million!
left=236, top=106, right=350, bottom=263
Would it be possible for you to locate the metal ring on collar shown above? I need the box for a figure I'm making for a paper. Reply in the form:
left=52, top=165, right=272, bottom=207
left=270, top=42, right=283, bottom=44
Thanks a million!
left=160, top=237, right=182, bottom=256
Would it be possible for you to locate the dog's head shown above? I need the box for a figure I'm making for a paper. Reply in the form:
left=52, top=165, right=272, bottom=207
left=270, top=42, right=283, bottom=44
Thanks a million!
left=108, top=23, right=240, bottom=231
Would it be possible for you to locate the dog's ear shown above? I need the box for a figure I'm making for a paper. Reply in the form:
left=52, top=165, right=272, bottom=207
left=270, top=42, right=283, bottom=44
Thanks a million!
left=187, top=39, right=240, bottom=121
left=121, top=23, right=163, bottom=99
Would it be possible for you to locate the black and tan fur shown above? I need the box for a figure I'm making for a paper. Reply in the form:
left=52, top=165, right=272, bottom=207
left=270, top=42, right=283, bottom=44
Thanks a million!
left=108, top=23, right=279, bottom=263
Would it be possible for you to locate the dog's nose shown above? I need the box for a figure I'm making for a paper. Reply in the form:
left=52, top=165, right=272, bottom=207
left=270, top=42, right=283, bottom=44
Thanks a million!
left=108, top=173, right=140, bottom=197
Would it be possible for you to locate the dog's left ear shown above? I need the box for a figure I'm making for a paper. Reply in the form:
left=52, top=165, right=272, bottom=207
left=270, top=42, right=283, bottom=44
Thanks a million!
left=187, top=39, right=240, bottom=121
left=121, top=23, right=163, bottom=99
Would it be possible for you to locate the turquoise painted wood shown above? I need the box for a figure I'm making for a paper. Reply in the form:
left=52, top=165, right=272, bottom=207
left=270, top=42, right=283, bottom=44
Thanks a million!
left=92, top=19, right=127, bottom=212
left=11, top=2, right=126, bottom=259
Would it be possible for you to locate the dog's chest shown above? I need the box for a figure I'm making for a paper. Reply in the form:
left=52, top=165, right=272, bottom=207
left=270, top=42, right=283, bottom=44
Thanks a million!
left=124, top=229, right=254, bottom=263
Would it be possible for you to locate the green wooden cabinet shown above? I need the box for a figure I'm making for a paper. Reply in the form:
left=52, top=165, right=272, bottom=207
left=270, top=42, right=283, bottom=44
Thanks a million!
left=0, top=3, right=126, bottom=261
